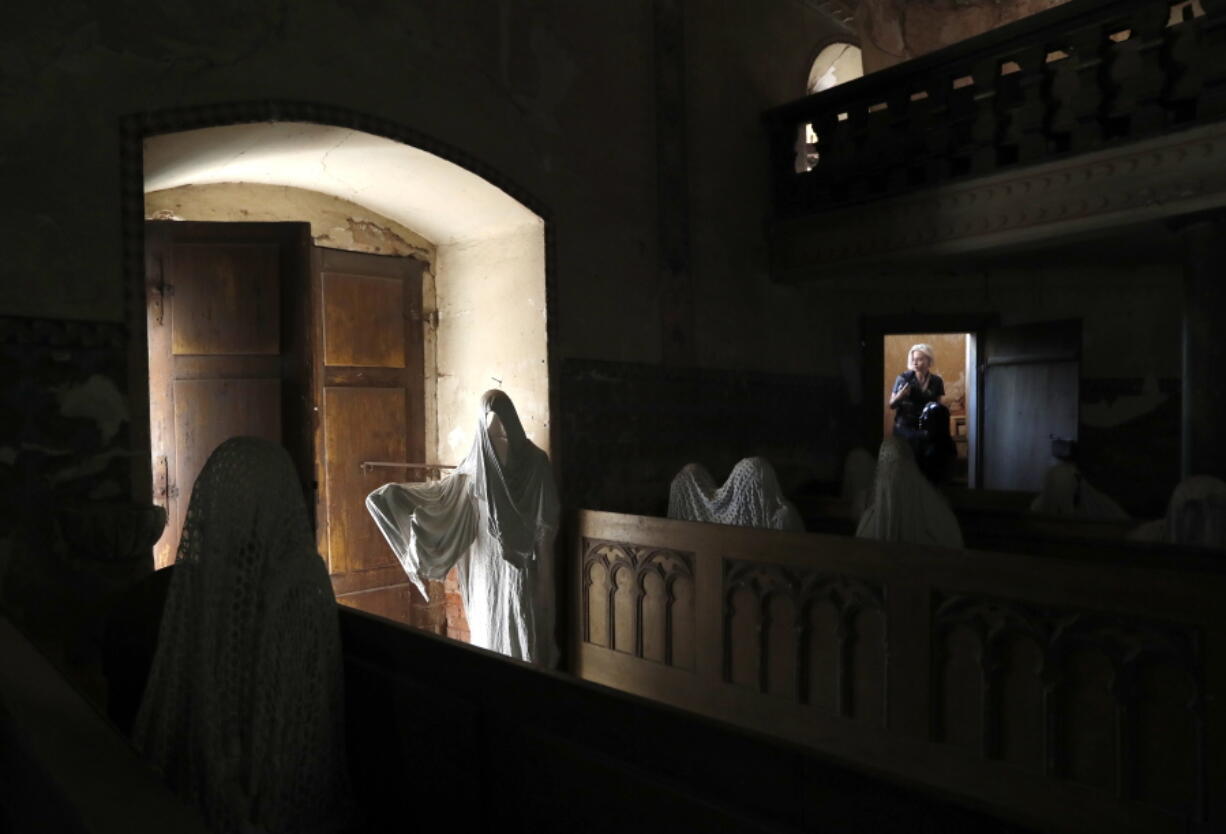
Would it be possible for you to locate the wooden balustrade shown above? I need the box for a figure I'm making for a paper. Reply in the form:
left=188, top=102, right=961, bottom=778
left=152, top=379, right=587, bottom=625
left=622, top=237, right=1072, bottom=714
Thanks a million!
left=571, top=509, right=1226, bottom=834
left=765, top=0, right=1226, bottom=221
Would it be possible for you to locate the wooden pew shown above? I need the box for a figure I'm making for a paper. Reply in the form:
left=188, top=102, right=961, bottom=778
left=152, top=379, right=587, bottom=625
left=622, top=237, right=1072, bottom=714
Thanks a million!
left=339, top=605, right=1033, bottom=833
left=571, top=509, right=1226, bottom=834
left=4, top=573, right=1034, bottom=834
left=793, top=489, right=1159, bottom=559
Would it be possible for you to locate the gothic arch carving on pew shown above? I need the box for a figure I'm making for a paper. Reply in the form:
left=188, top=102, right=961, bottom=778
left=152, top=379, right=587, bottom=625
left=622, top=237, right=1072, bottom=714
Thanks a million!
left=580, top=539, right=694, bottom=669
left=722, top=560, right=887, bottom=724
left=931, top=591, right=1206, bottom=818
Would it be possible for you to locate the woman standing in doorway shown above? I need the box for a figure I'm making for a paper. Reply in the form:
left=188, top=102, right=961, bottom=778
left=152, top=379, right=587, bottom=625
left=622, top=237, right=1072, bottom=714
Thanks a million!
left=889, top=343, right=953, bottom=482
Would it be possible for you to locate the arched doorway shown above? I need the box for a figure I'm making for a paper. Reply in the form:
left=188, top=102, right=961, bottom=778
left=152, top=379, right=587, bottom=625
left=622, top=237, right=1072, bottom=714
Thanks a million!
left=128, top=114, right=551, bottom=636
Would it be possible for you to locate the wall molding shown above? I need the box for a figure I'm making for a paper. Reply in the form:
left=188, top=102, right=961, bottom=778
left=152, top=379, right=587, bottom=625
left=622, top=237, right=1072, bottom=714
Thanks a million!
left=772, top=119, right=1226, bottom=278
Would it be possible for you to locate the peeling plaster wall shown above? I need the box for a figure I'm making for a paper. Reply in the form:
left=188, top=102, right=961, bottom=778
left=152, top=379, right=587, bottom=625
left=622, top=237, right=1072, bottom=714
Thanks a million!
left=145, top=183, right=434, bottom=258
left=435, top=223, right=549, bottom=464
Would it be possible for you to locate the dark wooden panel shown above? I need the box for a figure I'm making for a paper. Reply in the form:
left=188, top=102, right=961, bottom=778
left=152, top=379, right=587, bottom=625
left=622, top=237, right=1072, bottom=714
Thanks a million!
left=765, top=595, right=798, bottom=698
left=171, top=378, right=281, bottom=551
left=584, top=559, right=611, bottom=649
left=808, top=602, right=841, bottom=712
left=850, top=608, right=886, bottom=725
left=576, top=509, right=1222, bottom=834
left=323, top=366, right=405, bottom=388
left=1060, top=649, right=1117, bottom=791
left=171, top=355, right=283, bottom=380
left=580, top=540, right=694, bottom=668
left=323, top=386, right=405, bottom=576
left=340, top=603, right=1042, bottom=834
left=982, top=319, right=1081, bottom=365
left=998, top=636, right=1045, bottom=771
left=983, top=360, right=1079, bottom=491
left=939, top=626, right=983, bottom=752
left=1135, top=659, right=1198, bottom=814
left=337, top=584, right=415, bottom=624
left=728, top=588, right=758, bottom=688
left=330, top=565, right=413, bottom=597
left=321, top=272, right=405, bottom=368
left=170, top=243, right=280, bottom=356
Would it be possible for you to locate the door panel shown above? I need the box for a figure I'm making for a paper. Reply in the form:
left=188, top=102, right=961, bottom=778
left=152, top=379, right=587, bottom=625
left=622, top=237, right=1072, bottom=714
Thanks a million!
left=146, top=221, right=311, bottom=568
left=322, top=386, right=405, bottom=576
left=171, top=378, right=282, bottom=544
left=321, top=272, right=406, bottom=367
left=982, top=361, right=1078, bottom=491
left=311, top=247, right=427, bottom=625
left=980, top=320, right=1081, bottom=492
left=169, top=243, right=280, bottom=356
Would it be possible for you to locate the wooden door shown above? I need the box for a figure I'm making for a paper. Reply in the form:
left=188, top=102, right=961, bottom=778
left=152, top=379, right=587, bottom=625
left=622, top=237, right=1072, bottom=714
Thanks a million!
left=311, top=247, right=427, bottom=624
left=145, top=221, right=312, bottom=568
left=978, top=320, right=1080, bottom=491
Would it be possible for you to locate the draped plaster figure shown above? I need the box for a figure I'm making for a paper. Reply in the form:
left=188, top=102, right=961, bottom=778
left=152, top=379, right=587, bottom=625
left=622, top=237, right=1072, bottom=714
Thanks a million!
left=367, top=390, right=560, bottom=666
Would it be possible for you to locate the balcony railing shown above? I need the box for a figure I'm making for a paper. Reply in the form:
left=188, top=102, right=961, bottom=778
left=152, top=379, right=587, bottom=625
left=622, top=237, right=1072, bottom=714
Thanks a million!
left=764, top=0, right=1226, bottom=219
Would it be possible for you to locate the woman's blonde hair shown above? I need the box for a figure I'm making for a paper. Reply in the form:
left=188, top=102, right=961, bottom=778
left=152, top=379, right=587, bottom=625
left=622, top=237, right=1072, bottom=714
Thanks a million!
left=907, top=343, right=935, bottom=369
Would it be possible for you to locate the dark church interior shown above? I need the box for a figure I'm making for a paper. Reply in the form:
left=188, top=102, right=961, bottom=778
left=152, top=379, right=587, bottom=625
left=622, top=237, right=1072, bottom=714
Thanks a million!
left=3, top=0, right=1225, bottom=832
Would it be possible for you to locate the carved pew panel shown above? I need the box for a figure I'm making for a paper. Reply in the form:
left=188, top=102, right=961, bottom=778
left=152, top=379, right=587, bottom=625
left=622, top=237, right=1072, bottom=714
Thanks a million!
left=571, top=509, right=1225, bottom=834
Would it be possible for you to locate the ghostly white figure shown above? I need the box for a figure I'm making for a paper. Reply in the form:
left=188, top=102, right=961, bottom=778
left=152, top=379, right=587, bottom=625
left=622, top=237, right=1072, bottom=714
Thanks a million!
left=134, top=437, right=350, bottom=834
left=366, top=390, right=561, bottom=666
left=855, top=436, right=964, bottom=549
left=1029, top=461, right=1129, bottom=520
left=840, top=447, right=877, bottom=524
left=667, top=456, right=804, bottom=532
left=1129, top=475, right=1226, bottom=549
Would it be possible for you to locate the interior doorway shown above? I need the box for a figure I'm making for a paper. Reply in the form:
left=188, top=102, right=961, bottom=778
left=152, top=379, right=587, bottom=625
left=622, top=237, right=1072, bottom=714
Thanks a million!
left=881, top=332, right=974, bottom=485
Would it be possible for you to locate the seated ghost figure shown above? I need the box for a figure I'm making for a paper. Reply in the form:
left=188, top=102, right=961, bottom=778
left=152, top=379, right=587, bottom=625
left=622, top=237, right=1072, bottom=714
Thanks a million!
left=1029, top=461, right=1129, bottom=520
left=840, top=447, right=877, bottom=523
left=134, top=437, right=350, bottom=834
left=366, top=390, right=561, bottom=666
left=855, top=436, right=963, bottom=549
left=1130, top=475, right=1226, bottom=549
left=667, top=456, right=804, bottom=532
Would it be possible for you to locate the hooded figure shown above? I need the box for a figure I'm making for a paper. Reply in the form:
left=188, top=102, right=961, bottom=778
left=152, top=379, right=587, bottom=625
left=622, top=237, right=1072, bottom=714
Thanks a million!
left=668, top=456, right=804, bottom=532
left=134, top=437, right=350, bottom=834
left=840, top=447, right=877, bottom=524
left=1129, top=475, right=1226, bottom=549
left=855, top=436, right=964, bottom=549
left=366, top=390, right=560, bottom=666
left=1029, top=462, right=1129, bottom=520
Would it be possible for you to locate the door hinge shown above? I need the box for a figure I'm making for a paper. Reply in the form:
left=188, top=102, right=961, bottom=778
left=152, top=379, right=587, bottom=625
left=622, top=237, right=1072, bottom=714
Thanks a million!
left=148, top=256, right=173, bottom=325
left=154, top=455, right=179, bottom=502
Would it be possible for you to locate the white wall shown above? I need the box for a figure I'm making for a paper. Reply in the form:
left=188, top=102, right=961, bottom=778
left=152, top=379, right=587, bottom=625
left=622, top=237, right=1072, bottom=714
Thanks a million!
left=435, top=222, right=550, bottom=464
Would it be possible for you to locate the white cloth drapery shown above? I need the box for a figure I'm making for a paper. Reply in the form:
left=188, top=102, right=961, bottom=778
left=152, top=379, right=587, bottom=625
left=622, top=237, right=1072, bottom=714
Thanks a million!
left=667, top=456, right=804, bottom=532
left=1129, top=475, right=1226, bottom=549
left=1029, top=462, right=1129, bottom=520
left=840, top=447, right=877, bottom=524
left=366, top=390, right=560, bottom=665
left=856, top=436, right=963, bottom=549
left=134, top=437, right=350, bottom=834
